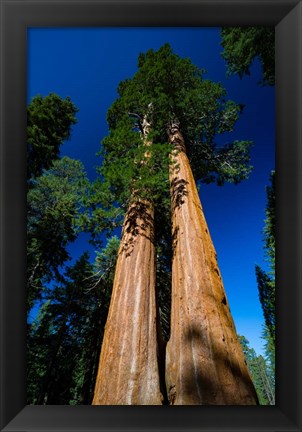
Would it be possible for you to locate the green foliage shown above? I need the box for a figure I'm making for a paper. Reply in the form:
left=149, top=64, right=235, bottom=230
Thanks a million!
left=92, top=236, right=120, bottom=304
left=221, top=27, right=275, bottom=86
left=255, top=265, right=275, bottom=343
left=238, top=335, right=275, bottom=405
left=263, top=171, right=275, bottom=270
left=98, top=43, right=253, bottom=340
left=27, top=157, right=89, bottom=311
left=27, top=242, right=119, bottom=405
left=100, top=115, right=172, bottom=210
left=255, top=171, right=275, bottom=343
left=191, top=139, right=253, bottom=186
left=26, top=92, right=119, bottom=404
left=253, top=172, right=275, bottom=405
left=78, top=177, right=124, bottom=248
left=27, top=46, right=255, bottom=404
left=262, top=325, right=275, bottom=388
left=27, top=93, right=78, bottom=180
left=100, top=43, right=252, bottom=218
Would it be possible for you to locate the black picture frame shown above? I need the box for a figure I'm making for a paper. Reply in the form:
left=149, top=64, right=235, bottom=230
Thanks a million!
left=0, top=0, right=301, bottom=431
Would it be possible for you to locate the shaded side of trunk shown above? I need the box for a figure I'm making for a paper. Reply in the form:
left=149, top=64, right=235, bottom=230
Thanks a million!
left=165, top=122, right=258, bottom=405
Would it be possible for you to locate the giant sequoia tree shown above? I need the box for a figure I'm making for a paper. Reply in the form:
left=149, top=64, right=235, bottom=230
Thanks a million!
left=92, top=44, right=258, bottom=405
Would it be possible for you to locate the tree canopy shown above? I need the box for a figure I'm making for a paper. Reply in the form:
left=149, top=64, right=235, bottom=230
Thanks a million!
left=220, top=27, right=275, bottom=86
left=102, top=43, right=252, bottom=204
left=27, top=156, right=89, bottom=311
left=27, top=93, right=78, bottom=180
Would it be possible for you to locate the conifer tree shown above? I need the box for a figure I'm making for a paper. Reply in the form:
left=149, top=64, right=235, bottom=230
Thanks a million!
left=255, top=171, right=275, bottom=342
left=93, top=44, right=257, bottom=405
left=255, top=171, right=275, bottom=403
left=27, top=240, right=119, bottom=405
left=27, top=157, right=89, bottom=312
left=27, top=93, right=78, bottom=181
left=255, top=171, right=276, bottom=343
left=239, top=335, right=275, bottom=405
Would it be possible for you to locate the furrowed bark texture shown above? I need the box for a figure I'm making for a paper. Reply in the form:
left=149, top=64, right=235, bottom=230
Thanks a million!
left=165, top=123, right=258, bottom=405
left=92, top=200, right=163, bottom=405
left=92, top=117, right=163, bottom=405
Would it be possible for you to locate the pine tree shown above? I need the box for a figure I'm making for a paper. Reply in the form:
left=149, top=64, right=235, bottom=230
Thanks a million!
left=93, top=44, right=257, bottom=405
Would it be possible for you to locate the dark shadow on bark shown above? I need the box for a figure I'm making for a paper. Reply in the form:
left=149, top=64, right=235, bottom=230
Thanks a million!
left=168, top=323, right=259, bottom=405
left=171, top=225, right=179, bottom=259
left=120, top=199, right=155, bottom=257
left=170, top=177, right=188, bottom=210
left=170, top=176, right=188, bottom=258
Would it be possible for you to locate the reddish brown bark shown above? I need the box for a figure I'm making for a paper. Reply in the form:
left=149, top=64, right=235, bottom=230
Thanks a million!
left=92, top=118, right=163, bottom=405
left=165, top=122, right=258, bottom=405
left=92, top=199, right=163, bottom=405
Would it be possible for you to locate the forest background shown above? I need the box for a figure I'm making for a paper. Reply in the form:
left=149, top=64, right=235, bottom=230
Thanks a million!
left=27, top=27, right=275, bottom=405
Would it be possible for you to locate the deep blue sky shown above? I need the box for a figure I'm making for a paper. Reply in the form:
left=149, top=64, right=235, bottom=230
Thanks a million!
left=27, top=28, right=275, bottom=355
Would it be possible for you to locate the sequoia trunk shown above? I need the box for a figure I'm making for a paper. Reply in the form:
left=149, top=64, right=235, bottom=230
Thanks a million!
left=92, top=120, right=163, bottom=405
left=92, top=199, right=163, bottom=405
left=165, top=122, right=258, bottom=405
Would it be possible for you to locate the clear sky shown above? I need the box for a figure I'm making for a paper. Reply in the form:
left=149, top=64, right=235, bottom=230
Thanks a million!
left=27, top=27, right=275, bottom=356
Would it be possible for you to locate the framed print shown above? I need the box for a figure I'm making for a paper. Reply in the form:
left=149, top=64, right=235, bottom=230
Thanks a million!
left=0, top=0, right=301, bottom=431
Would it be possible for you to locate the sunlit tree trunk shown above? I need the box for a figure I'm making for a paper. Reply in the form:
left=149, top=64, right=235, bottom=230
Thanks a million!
left=165, top=121, right=258, bottom=405
left=92, top=119, right=163, bottom=405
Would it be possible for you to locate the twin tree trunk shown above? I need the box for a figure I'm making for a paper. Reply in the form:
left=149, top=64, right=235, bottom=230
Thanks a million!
left=92, top=120, right=258, bottom=405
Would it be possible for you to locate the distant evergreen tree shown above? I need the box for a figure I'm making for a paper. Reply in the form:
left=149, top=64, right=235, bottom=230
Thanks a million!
left=262, top=325, right=275, bottom=394
left=238, top=335, right=275, bottom=405
left=255, top=172, right=275, bottom=342
left=255, top=266, right=275, bottom=343
left=27, top=157, right=89, bottom=312
left=252, top=172, right=276, bottom=406
left=263, top=171, right=275, bottom=273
